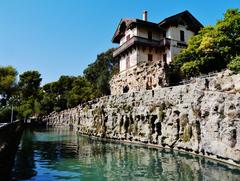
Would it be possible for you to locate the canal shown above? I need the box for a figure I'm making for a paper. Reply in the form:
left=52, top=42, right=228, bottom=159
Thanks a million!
left=11, top=127, right=240, bottom=181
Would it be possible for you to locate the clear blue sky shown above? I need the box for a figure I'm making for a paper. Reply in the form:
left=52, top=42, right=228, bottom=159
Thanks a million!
left=0, top=0, right=239, bottom=85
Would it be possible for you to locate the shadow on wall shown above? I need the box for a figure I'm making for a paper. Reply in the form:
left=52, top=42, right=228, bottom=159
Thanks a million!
left=0, top=121, right=24, bottom=181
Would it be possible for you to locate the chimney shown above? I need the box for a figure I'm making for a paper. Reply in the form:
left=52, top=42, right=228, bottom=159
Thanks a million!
left=143, top=10, right=148, bottom=21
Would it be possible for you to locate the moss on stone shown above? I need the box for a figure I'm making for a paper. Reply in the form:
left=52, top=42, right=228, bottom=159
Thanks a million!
left=192, top=107, right=201, bottom=118
left=180, top=114, right=188, bottom=127
left=158, top=103, right=166, bottom=122
left=83, top=106, right=89, bottom=113
left=123, top=104, right=133, bottom=113
left=181, top=124, right=192, bottom=142
left=159, top=110, right=165, bottom=122
left=149, top=104, right=157, bottom=113
left=219, top=110, right=225, bottom=119
left=133, top=122, right=138, bottom=136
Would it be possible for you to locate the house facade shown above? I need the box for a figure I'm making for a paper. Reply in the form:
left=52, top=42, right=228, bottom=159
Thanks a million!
left=110, top=11, right=203, bottom=95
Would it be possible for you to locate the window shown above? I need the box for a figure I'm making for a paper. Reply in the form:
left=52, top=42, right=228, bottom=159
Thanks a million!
left=123, top=85, right=129, bottom=93
left=148, top=31, right=152, bottom=40
left=126, top=34, right=131, bottom=41
left=180, top=30, right=185, bottom=42
left=126, top=57, right=130, bottom=69
left=148, top=54, right=153, bottom=62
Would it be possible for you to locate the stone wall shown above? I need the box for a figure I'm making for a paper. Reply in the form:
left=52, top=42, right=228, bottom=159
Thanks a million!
left=110, top=61, right=168, bottom=95
left=44, top=70, right=240, bottom=167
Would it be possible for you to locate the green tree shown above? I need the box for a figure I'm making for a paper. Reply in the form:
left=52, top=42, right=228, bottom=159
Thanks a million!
left=19, top=71, right=42, bottom=99
left=17, top=71, right=42, bottom=119
left=40, top=94, right=54, bottom=115
left=228, top=56, right=240, bottom=74
left=172, top=9, right=240, bottom=79
left=0, top=66, right=18, bottom=104
left=67, top=76, right=94, bottom=107
left=42, top=76, right=76, bottom=112
left=84, top=48, right=118, bottom=96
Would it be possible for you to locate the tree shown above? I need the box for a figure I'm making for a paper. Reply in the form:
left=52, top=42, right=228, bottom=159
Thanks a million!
left=19, top=71, right=42, bottom=99
left=84, top=48, right=118, bottom=96
left=42, top=76, right=77, bottom=112
left=67, top=76, right=94, bottom=107
left=0, top=66, right=18, bottom=105
left=228, top=56, right=240, bottom=74
left=16, top=71, right=42, bottom=119
left=172, top=9, right=240, bottom=79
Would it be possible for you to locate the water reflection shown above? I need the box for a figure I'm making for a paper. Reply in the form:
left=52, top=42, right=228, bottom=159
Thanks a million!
left=12, top=128, right=240, bottom=181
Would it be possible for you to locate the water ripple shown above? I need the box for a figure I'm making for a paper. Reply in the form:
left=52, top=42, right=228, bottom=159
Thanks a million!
left=11, top=128, right=240, bottom=181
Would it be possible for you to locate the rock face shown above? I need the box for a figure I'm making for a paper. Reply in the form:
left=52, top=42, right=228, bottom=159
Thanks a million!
left=44, top=70, right=240, bottom=167
left=109, top=61, right=168, bottom=95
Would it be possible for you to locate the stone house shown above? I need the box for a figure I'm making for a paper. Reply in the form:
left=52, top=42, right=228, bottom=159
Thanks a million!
left=110, top=10, right=203, bottom=95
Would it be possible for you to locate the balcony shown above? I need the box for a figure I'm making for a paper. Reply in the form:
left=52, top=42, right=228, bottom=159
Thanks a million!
left=113, top=36, right=171, bottom=57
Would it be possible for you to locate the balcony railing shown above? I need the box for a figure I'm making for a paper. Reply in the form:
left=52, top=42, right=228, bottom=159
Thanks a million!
left=113, top=36, right=171, bottom=57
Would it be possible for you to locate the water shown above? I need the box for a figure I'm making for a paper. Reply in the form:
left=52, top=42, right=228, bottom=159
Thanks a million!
left=11, top=128, right=240, bottom=181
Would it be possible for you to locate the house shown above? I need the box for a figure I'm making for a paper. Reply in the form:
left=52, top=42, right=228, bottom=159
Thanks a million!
left=110, top=10, right=203, bottom=95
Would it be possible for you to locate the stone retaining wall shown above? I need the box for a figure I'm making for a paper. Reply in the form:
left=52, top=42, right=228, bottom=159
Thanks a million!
left=0, top=121, right=24, bottom=180
left=44, top=70, right=240, bottom=167
left=110, top=61, right=168, bottom=95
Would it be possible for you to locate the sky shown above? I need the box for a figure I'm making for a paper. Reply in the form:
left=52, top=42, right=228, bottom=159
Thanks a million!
left=0, top=0, right=239, bottom=85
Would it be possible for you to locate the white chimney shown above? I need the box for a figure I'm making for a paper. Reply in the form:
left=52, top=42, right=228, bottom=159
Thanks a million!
left=143, top=10, right=148, bottom=21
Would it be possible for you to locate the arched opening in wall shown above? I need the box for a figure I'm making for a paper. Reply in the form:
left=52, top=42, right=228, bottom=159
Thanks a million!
left=123, top=85, right=129, bottom=93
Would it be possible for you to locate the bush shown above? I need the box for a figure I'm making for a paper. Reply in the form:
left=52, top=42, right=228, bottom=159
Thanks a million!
left=228, top=56, right=240, bottom=74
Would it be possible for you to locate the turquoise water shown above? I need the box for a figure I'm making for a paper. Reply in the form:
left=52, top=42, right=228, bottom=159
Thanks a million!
left=12, top=128, right=240, bottom=181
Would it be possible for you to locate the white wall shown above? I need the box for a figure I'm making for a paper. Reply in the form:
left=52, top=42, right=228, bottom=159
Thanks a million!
left=137, top=47, right=163, bottom=63
left=165, top=49, right=172, bottom=64
left=166, top=25, right=194, bottom=42
left=119, top=49, right=138, bottom=72
left=170, top=46, right=181, bottom=61
left=120, top=28, right=137, bottom=46
left=137, top=27, right=163, bottom=41
left=119, top=58, right=126, bottom=72
left=120, top=26, right=164, bottom=46
left=118, top=25, right=195, bottom=69
left=164, top=46, right=182, bottom=64
left=119, top=47, right=168, bottom=72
